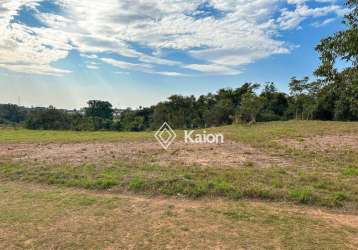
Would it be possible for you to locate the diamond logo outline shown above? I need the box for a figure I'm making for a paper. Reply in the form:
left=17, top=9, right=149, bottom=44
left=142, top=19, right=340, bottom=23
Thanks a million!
left=159, top=128, right=172, bottom=144
left=155, top=122, right=176, bottom=150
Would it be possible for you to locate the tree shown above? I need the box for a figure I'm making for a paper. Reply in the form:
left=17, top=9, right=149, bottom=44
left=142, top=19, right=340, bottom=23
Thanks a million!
left=167, top=95, right=197, bottom=128
left=85, top=100, right=114, bottom=120
left=236, top=93, right=263, bottom=124
left=195, top=94, right=216, bottom=128
left=120, top=108, right=151, bottom=131
left=315, top=0, right=358, bottom=82
left=25, top=107, right=71, bottom=130
left=0, top=104, right=27, bottom=123
left=210, top=98, right=235, bottom=126
left=83, top=100, right=114, bottom=130
left=259, top=82, right=289, bottom=121
left=314, top=0, right=358, bottom=120
left=289, top=77, right=312, bottom=120
left=152, top=102, right=171, bottom=129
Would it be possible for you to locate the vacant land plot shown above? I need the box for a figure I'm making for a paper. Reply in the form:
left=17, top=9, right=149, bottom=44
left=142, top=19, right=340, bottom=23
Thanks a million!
left=0, top=181, right=357, bottom=249
left=0, top=141, right=289, bottom=167
left=0, top=121, right=357, bottom=249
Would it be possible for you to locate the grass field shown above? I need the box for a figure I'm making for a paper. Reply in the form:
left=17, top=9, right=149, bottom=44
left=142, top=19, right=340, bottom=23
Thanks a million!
left=2, top=120, right=357, bottom=143
left=0, top=121, right=357, bottom=249
left=0, top=127, right=153, bottom=143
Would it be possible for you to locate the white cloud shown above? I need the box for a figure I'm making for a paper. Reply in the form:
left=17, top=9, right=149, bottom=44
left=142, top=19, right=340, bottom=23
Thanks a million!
left=151, top=71, right=189, bottom=77
left=0, top=23, right=71, bottom=76
left=0, top=63, right=71, bottom=76
left=278, top=2, right=345, bottom=30
left=100, top=57, right=152, bottom=71
left=0, top=0, right=71, bottom=76
left=311, top=17, right=336, bottom=27
left=101, top=57, right=187, bottom=77
left=0, top=0, right=346, bottom=76
left=184, top=64, right=241, bottom=75
left=85, top=61, right=100, bottom=69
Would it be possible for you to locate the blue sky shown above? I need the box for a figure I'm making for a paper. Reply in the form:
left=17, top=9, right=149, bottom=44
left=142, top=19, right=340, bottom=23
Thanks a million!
left=0, top=0, right=347, bottom=109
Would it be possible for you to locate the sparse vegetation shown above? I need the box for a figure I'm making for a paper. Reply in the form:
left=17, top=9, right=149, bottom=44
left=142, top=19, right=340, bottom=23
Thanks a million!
left=0, top=1, right=357, bottom=248
left=0, top=123, right=357, bottom=209
left=0, top=181, right=356, bottom=249
left=0, top=122, right=357, bottom=209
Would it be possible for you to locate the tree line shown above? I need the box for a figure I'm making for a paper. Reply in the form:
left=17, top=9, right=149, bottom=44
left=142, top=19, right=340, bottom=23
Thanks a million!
left=0, top=0, right=357, bottom=131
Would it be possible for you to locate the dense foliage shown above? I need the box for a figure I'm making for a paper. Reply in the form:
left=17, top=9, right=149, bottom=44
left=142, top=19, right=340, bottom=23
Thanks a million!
left=0, top=0, right=357, bottom=131
left=0, top=104, right=28, bottom=124
left=314, top=0, right=358, bottom=120
left=23, top=102, right=118, bottom=131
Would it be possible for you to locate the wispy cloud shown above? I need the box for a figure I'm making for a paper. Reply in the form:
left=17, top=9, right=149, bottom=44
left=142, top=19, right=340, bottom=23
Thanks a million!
left=184, top=64, right=241, bottom=75
left=101, top=57, right=187, bottom=77
left=311, top=17, right=336, bottom=27
left=0, top=0, right=346, bottom=76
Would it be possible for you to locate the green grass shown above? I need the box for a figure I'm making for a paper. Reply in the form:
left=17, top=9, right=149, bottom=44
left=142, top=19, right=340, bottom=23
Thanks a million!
left=289, top=187, right=315, bottom=204
left=343, top=166, right=358, bottom=176
left=0, top=127, right=153, bottom=143
left=0, top=161, right=356, bottom=209
left=1, top=120, right=357, bottom=144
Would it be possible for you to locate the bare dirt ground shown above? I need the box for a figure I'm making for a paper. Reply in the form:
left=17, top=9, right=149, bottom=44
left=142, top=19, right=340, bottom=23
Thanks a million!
left=276, top=134, right=358, bottom=152
left=0, top=140, right=290, bottom=167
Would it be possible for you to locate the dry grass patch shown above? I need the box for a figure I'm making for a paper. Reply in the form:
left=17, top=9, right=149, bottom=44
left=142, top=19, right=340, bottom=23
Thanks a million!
left=275, top=134, right=358, bottom=152
left=0, top=140, right=290, bottom=168
left=0, top=181, right=357, bottom=250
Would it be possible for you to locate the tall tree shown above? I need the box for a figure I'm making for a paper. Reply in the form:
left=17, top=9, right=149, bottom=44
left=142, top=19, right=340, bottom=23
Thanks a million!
left=0, top=104, right=27, bottom=123
left=315, top=0, right=358, bottom=120
left=289, top=77, right=307, bottom=120
left=236, top=93, right=263, bottom=124
left=85, top=100, right=114, bottom=120
left=259, top=82, right=288, bottom=121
